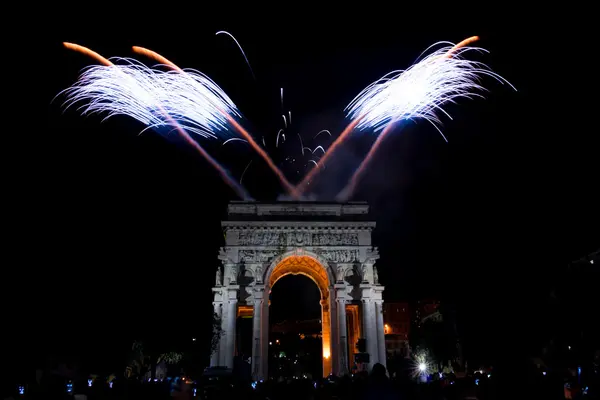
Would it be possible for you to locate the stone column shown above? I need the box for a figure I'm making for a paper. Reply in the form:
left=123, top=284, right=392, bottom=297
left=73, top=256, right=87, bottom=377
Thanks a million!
left=218, top=304, right=228, bottom=366
left=320, top=299, right=332, bottom=376
left=210, top=302, right=223, bottom=367
left=362, top=299, right=378, bottom=370
left=261, top=288, right=270, bottom=379
left=251, top=286, right=265, bottom=380
left=375, top=300, right=387, bottom=370
left=328, top=291, right=339, bottom=375
left=221, top=286, right=239, bottom=369
left=346, top=307, right=360, bottom=370
left=337, top=297, right=349, bottom=375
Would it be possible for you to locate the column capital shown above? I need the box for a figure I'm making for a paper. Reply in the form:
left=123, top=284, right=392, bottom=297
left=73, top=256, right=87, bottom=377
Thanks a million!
left=252, top=285, right=266, bottom=298
left=336, top=297, right=347, bottom=305
left=225, top=286, right=240, bottom=301
left=334, top=283, right=348, bottom=301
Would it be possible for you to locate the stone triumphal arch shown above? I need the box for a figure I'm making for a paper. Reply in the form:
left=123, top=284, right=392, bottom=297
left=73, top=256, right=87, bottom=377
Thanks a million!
left=210, top=202, right=386, bottom=379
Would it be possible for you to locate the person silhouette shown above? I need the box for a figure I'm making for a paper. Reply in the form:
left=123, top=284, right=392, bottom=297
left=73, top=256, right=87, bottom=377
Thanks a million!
left=364, top=363, right=398, bottom=400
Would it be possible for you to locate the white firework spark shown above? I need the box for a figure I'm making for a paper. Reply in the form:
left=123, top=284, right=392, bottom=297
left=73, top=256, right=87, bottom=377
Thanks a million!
left=345, top=44, right=515, bottom=139
left=276, top=129, right=285, bottom=147
left=314, top=129, right=331, bottom=139
left=216, top=30, right=256, bottom=80
left=61, top=58, right=240, bottom=139
left=312, top=145, right=325, bottom=155
left=223, top=138, right=248, bottom=145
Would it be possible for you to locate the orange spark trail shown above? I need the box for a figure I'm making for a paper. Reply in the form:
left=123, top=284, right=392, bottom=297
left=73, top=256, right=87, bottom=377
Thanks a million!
left=294, top=117, right=362, bottom=197
left=133, top=46, right=296, bottom=196
left=63, top=42, right=112, bottom=66
left=336, top=123, right=395, bottom=201
left=446, top=36, right=479, bottom=58
left=64, top=43, right=250, bottom=200
left=335, top=36, right=482, bottom=201
left=132, top=46, right=184, bottom=73
left=225, top=115, right=297, bottom=195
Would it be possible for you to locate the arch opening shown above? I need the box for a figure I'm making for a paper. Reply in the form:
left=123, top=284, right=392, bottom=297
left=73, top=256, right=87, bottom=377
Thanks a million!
left=270, top=275, right=322, bottom=379
left=269, top=255, right=330, bottom=298
left=267, top=255, right=332, bottom=377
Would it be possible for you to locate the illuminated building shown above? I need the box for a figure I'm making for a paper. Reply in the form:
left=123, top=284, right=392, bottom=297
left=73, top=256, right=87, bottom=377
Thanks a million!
left=210, top=202, right=386, bottom=380
left=383, top=303, right=411, bottom=357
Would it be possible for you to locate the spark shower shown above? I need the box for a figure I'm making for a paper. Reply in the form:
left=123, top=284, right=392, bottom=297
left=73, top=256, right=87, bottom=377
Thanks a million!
left=57, top=35, right=514, bottom=200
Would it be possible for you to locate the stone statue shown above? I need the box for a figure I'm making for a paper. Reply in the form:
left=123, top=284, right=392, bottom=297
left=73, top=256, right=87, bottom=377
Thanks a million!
left=336, top=266, right=345, bottom=282
left=255, top=265, right=263, bottom=282
left=373, top=266, right=379, bottom=284
left=215, top=267, right=222, bottom=286
left=230, top=265, right=238, bottom=283
left=361, top=265, right=368, bottom=282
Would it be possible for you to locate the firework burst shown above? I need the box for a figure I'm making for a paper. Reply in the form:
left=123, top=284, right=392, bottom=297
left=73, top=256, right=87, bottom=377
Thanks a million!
left=297, top=38, right=514, bottom=198
left=344, top=43, right=514, bottom=136
left=61, top=58, right=241, bottom=139
left=60, top=44, right=250, bottom=200
left=59, top=36, right=511, bottom=201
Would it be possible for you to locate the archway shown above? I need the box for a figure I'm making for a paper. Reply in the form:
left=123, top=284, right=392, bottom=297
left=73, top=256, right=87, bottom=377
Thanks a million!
left=264, top=254, right=334, bottom=377
left=212, top=202, right=387, bottom=380
left=269, top=275, right=322, bottom=379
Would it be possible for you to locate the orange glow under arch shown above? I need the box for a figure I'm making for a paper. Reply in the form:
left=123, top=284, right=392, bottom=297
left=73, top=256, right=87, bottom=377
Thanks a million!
left=269, top=255, right=330, bottom=299
left=269, top=255, right=332, bottom=375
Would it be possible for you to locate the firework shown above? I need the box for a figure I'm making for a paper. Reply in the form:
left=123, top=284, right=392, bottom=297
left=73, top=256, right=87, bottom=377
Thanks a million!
left=338, top=37, right=515, bottom=201
left=294, top=117, right=361, bottom=196
left=312, top=146, right=325, bottom=155
left=336, top=123, right=396, bottom=201
left=344, top=42, right=513, bottom=133
left=61, top=43, right=250, bottom=200
left=131, top=46, right=183, bottom=73
left=240, top=159, right=253, bottom=184
left=63, top=42, right=112, bottom=66
left=297, top=37, right=514, bottom=197
left=276, top=129, right=285, bottom=147
left=314, top=130, right=331, bottom=139
left=223, top=138, right=248, bottom=145
left=297, top=133, right=304, bottom=156
left=216, top=31, right=256, bottom=80
left=62, top=59, right=239, bottom=139
left=132, top=46, right=297, bottom=196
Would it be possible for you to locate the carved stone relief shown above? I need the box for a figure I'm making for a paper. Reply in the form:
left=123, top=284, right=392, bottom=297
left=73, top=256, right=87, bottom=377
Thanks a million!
left=316, top=249, right=360, bottom=263
left=237, top=231, right=359, bottom=246
left=365, top=247, right=380, bottom=262
left=311, top=233, right=358, bottom=246
left=239, top=250, right=278, bottom=263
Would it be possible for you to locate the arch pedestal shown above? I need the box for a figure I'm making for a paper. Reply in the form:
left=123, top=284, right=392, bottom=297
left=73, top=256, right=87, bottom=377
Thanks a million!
left=210, top=202, right=386, bottom=379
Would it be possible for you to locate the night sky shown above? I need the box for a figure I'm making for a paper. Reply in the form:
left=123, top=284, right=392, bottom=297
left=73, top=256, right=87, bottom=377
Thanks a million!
left=5, top=9, right=598, bottom=379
